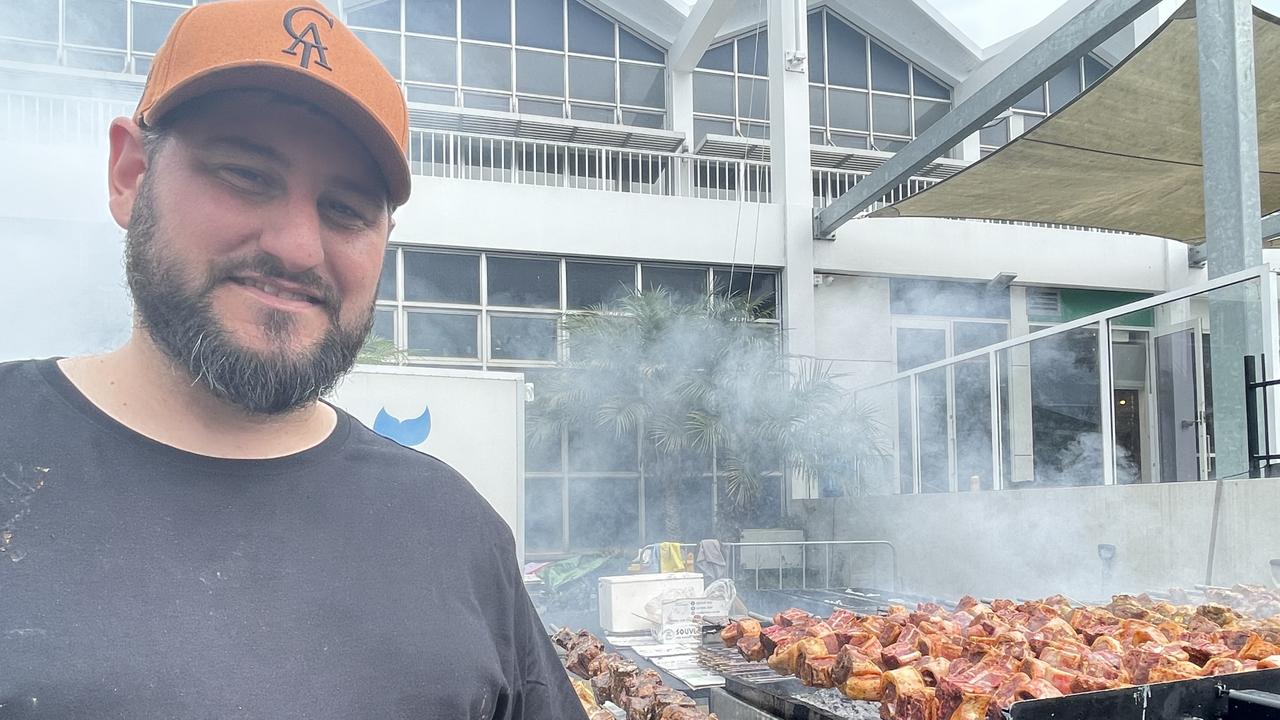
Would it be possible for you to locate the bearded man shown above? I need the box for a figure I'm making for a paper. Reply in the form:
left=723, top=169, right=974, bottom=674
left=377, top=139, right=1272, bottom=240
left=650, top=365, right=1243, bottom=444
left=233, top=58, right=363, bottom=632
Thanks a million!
left=0, top=1, right=584, bottom=717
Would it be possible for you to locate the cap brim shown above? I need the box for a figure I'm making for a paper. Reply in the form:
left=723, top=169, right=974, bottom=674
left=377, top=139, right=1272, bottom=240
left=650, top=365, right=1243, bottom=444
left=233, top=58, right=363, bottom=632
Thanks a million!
left=138, top=62, right=411, bottom=208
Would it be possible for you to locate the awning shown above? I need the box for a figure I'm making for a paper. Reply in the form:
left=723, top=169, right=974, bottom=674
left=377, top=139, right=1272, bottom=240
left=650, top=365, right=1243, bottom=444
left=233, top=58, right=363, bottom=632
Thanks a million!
left=869, top=4, right=1280, bottom=245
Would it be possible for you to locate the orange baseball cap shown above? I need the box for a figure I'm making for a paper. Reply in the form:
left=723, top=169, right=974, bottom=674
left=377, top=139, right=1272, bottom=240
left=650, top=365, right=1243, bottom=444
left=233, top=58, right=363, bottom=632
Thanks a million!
left=134, top=0, right=411, bottom=207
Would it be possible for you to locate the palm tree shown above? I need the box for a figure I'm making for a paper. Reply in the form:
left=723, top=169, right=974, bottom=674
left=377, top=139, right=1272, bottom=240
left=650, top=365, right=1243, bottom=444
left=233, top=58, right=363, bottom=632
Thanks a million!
left=528, top=289, right=888, bottom=540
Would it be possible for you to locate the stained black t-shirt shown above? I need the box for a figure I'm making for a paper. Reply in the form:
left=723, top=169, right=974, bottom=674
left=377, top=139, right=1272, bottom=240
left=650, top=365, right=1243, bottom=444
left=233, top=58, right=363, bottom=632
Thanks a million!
left=0, top=359, right=584, bottom=720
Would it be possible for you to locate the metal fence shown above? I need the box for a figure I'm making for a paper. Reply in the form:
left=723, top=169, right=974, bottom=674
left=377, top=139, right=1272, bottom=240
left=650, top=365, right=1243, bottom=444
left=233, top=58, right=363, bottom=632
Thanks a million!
left=410, top=129, right=773, bottom=202
left=812, top=168, right=939, bottom=213
left=1, top=91, right=133, bottom=147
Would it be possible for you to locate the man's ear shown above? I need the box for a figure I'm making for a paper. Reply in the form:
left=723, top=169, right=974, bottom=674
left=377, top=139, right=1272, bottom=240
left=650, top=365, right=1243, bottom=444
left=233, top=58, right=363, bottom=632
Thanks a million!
left=107, top=118, right=150, bottom=230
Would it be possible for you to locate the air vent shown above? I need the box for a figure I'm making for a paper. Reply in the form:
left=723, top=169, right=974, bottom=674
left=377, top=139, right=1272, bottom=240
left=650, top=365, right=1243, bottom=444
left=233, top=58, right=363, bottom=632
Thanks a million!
left=1027, top=287, right=1062, bottom=318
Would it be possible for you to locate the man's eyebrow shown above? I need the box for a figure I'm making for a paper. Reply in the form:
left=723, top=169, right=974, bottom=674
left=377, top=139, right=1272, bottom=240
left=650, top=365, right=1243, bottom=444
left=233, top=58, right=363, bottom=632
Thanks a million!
left=204, top=136, right=292, bottom=169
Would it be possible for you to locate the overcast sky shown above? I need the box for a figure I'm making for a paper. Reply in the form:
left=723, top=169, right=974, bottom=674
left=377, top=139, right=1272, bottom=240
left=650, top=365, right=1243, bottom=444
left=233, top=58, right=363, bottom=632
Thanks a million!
left=928, top=0, right=1280, bottom=48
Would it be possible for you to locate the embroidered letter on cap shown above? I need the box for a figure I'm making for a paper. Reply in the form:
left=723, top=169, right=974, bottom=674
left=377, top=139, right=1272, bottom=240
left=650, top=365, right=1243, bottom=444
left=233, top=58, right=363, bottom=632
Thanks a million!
left=282, top=6, right=334, bottom=71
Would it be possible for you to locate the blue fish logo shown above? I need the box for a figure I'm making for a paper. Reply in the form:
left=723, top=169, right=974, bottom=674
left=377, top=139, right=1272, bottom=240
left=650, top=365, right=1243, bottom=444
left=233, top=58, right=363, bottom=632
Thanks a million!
left=373, top=405, right=431, bottom=447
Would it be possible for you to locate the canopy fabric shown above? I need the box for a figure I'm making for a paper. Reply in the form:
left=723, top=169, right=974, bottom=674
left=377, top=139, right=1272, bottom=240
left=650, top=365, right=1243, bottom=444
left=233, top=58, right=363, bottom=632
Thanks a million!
left=869, top=4, right=1280, bottom=245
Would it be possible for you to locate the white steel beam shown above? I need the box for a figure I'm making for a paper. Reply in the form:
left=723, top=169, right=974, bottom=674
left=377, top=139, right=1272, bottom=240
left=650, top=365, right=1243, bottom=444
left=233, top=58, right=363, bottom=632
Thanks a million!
left=814, top=0, right=1162, bottom=239
left=670, top=0, right=737, bottom=73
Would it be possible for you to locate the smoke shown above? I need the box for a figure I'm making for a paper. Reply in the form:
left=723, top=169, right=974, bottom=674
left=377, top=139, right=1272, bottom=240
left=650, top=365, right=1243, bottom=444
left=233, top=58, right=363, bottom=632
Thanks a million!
left=0, top=47, right=136, bottom=362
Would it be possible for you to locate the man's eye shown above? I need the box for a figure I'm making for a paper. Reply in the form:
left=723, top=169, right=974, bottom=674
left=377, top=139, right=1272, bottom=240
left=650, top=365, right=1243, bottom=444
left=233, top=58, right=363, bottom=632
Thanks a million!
left=221, top=166, right=268, bottom=188
left=326, top=200, right=366, bottom=223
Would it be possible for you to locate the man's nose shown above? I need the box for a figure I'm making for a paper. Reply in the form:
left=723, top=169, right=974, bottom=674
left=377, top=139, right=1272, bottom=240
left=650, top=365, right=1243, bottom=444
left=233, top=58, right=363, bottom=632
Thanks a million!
left=257, top=194, right=325, bottom=272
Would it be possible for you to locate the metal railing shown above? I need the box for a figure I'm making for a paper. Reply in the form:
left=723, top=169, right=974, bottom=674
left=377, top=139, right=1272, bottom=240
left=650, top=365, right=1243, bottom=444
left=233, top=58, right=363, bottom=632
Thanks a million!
left=812, top=168, right=938, bottom=213
left=2, top=91, right=132, bottom=147
left=410, top=129, right=772, bottom=202
left=724, top=540, right=899, bottom=592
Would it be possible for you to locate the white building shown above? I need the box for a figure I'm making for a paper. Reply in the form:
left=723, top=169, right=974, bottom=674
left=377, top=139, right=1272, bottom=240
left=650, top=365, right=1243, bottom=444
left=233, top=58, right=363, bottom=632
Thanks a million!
left=2, top=0, right=1272, bottom=577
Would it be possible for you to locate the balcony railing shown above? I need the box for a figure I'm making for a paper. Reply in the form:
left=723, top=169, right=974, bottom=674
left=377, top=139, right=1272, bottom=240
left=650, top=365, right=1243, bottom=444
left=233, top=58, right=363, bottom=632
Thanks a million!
left=812, top=168, right=939, bottom=213
left=410, top=129, right=773, bottom=202
left=2, top=91, right=133, bottom=147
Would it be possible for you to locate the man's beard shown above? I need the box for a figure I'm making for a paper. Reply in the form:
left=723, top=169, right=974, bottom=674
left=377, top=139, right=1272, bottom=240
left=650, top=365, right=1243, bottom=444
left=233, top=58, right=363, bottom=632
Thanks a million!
left=123, top=176, right=373, bottom=416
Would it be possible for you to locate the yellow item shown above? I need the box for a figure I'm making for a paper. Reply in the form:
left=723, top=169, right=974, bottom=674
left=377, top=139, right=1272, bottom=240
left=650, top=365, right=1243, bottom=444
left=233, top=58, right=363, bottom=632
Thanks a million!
left=659, top=542, right=687, bottom=572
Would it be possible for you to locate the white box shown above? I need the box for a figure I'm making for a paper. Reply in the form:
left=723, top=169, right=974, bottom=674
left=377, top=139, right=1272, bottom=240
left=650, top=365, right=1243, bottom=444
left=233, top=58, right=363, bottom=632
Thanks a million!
left=598, top=572, right=704, bottom=633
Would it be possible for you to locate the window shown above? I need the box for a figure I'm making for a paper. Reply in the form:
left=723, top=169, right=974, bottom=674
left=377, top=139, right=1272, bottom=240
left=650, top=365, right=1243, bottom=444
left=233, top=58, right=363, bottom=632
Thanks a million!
left=642, top=265, right=707, bottom=303
left=517, top=50, right=565, bottom=96
left=618, top=28, right=662, bottom=63
left=490, top=315, right=558, bottom=361
left=0, top=0, right=58, bottom=42
left=131, top=3, right=185, bottom=54
left=406, top=311, right=479, bottom=358
left=824, top=13, right=867, bottom=88
left=735, top=30, right=767, bottom=75
left=567, top=0, right=613, bottom=56
left=872, top=94, right=911, bottom=136
left=403, top=250, right=480, bottom=304
left=870, top=41, right=909, bottom=94
left=568, top=56, right=615, bottom=103
left=377, top=249, right=397, bottom=301
left=347, top=0, right=400, bottom=30
left=372, top=308, right=396, bottom=342
left=619, top=63, right=664, bottom=108
left=713, top=269, right=777, bottom=319
left=567, top=261, right=634, bottom=309
left=568, top=477, right=639, bottom=549
left=487, top=256, right=560, bottom=308
left=828, top=88, right=868, bottom=131
left=355, top=29, right=402, bottom=78
left=693, top=73, right=734, bottom=116
left=406, top=0, right=456, bottom=36
left=806, top=11, right=825, bottom=84
left=461, top=0, right=510, bottom=42
left=516, top=0, right=563, bottom=50
left=462, top=43, right=512, bottom=91
left=65, top=0, right=126, bottom=48
left=406, top=37, right=457, bottom=85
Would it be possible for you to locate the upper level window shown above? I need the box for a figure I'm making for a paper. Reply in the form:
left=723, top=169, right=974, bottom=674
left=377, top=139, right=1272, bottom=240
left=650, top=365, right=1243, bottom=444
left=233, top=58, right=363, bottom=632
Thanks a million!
left=982, top=54, right=1112, bottom=155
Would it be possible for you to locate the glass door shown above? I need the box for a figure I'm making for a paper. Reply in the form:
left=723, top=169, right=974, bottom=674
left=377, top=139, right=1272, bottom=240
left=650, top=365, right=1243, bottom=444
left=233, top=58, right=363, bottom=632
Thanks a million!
left=1154, top=323, right=1208, bottom=482
left=895, top=324, right=948, bottom=493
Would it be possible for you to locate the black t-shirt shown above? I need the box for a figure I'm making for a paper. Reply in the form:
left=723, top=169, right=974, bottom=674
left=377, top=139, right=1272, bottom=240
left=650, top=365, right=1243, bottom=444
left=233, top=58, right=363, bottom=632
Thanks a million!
left=0, top=359, right=585, bottom=720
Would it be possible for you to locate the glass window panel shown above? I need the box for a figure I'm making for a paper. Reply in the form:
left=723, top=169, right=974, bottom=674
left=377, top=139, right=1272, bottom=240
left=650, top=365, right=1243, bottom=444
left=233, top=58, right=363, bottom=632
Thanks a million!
left=462, top=43, right=511, bottom=90
left=740, top=121, right=769, bottom=140
left=693, top=117, right=733, bottom=145
left=407, top=84, right=457, bottom=105
left=406, top=311, right=478, bottom=358
left=568, top=477, right=639, bottom=549
left=525, top=414, right=562, bottom=472
left=830, top=131, right=867, bottom=149
left=569, top=103, right=614, bottom=123
left=345, top=0, right=400, bottom=30
left=642, top=265, right=707, bottom=303
left=371, top=307, right=395, bottom=341
left=377, top=248, right=397, bottom=301
left=461, top=0, right=510, bottom=42
left=619, top=62, right=663, bottom=108
left=567, top=261, right=634, bottom=308
left=1025, top=325, right=1103, bottom=488
left=519, top=96, right=564, bottom=117
left=1015, top=86, right=1046, bottom=112
left=1048, top=65, right=1081, bottom=113
left=870, top=41, right=909, bottom=94
left=807, top=11, right=824, bottom=83
left=697, top=42, right=733, bottom=72
left=980, top=117, right=1008, bottom=147
left=491, top=315, right=558, bottom=361
left=524, top=476, right=563, bottom=551
left=890, top=278, right=1009, bottom=318
left=873, top=136, right=908, bottom=152
left=620, top=110, right=663, bottom=128
left=811, top=129, right=826, bottom=144
left=913, top=98, right=948, bottom=136
left=1022, top=112, right=1044, bottom=132
left=403, top=250, right=480, bottom=303
left=405, top=36, right=456, bottom=84
left=133, top=55, right=152, bottom=77
left=645, top=468, right=713, bottom=543
left=0, top=0, right=58, bottom=42
left=568, top=56, right=614, bottom=102
left=618, top=27, right=662, bottom=63
left=736, top=30, right=767, bottom=75
left=65, top=0, right=126, bottom=48
left=354, top=29, right=401, bottom=78
left=825, top=15, right=866, bottom=88
left=1084, top=56, right=1108, bottom=87
left=516, top=49, right=564, bottom=96
left=568, top=422, right=637, bottom=472
left=737, top=77, right=768, bottom=120
left=809, top=85, right=826, bottom=127
left=567, top=0, right=613, bottom=56
left=516, top=0, right=563, bottom=50
left=463, top=91, right=512, bottom=110
left=713, top=269, right=777, bottom=319
left=693, top=72, right=733, bottom=116
left=131, top=2, right=184, bottom=54
left=828, top=88, right=868, bottom=131
left=487, top=256, right=560, bottom=308
left=64, top=48, right=127, bottom=71
left=406, top=0, right=456, bottom=36
left=913, top=67, right=950, bottom=99
left=872, top=93, right=910, bottom=136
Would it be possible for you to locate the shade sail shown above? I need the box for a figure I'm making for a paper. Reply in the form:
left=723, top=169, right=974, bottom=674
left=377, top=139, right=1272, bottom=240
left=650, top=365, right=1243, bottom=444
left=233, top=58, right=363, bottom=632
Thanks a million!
left=869, top=4, right=1280, bottom=244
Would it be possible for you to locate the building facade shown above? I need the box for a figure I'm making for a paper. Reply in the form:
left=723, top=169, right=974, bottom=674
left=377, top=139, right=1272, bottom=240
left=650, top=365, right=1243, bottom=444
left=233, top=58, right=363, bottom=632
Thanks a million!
left=2, top=0, right=1266, bottom=559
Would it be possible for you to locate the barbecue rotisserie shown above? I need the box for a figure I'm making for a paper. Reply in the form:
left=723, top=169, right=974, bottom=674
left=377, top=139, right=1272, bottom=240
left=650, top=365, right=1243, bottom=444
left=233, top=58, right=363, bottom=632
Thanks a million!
left=555, top=629, right=719, bottom=720
left=719, top=590, right=1280, bottom=719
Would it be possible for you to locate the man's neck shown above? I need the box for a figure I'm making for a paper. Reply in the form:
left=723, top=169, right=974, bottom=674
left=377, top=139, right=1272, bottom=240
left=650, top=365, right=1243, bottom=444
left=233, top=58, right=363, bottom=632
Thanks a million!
left=57, top=334, right=338, bottom=459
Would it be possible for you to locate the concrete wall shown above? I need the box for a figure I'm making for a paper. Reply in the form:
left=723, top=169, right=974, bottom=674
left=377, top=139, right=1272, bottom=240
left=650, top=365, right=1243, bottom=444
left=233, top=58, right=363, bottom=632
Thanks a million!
left=794, top=478, right=1280, bottom=601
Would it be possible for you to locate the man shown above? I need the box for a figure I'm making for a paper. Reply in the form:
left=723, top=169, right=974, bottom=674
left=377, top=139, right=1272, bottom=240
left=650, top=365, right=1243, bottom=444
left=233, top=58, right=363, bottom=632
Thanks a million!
left=0, top=1, right=585, bottom=717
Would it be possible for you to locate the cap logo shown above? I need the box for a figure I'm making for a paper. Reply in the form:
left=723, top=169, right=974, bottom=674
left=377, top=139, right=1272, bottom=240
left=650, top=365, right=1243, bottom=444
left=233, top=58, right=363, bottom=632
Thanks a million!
left=282, top=6, right=334, bottom=71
